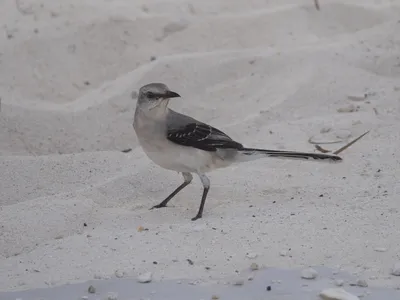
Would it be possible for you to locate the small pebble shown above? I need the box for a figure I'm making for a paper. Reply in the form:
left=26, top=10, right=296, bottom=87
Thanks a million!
left=246, top=252, right=258, bottom=259
left=279, top=250, right=288, bottom=257
left=374, top=247, right=387, bottom=252
left=150, top=56, right=157, bottom=61
left=390, top=262, right=400, bottom=276
left=337, top=104, right=359, bottom=113
left=232, top=278, right=244, bottom=286
left=163, top=20, right=189, bottom=36
left=137, top=272, right=152, bottom=283
left=114, top=270, right=125, bottom=278
left=347, top=94, right=367, bottom=101
left=81, top=297, right=89, bottom=300
left=250, top=263, right=259, bottom=271
left=211, top=296, right=219, bottom=300
left=356, top=279, right=368, bottom=287
left=247, top=274, right=254, bottom=281
left=320, top=288, right=359, bottom=300
left=94, top=274, right=104, bottom=279
left=88, top=285, right=96, bottom=294
left=301, top=267, right=318, bottom=279
left=266, top=285, right=272, bottom=291
left=334, top=279, right=345, bottom=287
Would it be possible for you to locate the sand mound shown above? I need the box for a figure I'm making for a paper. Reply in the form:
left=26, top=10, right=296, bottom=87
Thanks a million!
left=1, top=0, right=400, bottom=292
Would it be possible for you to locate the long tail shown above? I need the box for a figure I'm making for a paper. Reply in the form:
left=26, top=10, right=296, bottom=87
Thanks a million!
left=236, top=147, right=342, bottom=163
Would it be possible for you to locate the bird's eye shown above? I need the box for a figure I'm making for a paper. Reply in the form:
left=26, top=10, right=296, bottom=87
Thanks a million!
left=146, top=91, right=155, bottom=99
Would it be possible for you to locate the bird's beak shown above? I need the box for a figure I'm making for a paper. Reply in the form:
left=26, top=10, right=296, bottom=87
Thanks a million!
left=164, top=90, right=181, bottom=99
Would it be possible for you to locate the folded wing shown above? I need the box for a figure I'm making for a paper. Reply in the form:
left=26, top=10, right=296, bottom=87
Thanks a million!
left=166, top=116, right=243, bottom=152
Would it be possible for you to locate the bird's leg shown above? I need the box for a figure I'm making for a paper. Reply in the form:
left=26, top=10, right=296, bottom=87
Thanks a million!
left=191, top=174, right=210, bottom=221
left=150, top=172, right=193, bottom=209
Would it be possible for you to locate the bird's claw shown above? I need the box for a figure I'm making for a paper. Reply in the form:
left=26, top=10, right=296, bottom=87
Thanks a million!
left=150, top=204, right=166, bottom=210
left=191, top=214, right=202, bottom=221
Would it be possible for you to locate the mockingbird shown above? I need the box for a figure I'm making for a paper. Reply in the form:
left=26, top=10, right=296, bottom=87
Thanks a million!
left=133, top=83, right=342, bottom=221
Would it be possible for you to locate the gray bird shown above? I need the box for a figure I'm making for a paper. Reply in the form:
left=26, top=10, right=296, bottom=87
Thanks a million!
left=133, top=83, right=342, bottom=221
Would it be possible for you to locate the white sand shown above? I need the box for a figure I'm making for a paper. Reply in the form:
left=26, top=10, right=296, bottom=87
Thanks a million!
left=1, top=0, right=400, bottom=292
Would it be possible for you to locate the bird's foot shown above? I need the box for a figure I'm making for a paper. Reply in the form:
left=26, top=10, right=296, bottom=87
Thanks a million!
left=150, top=203, right=167, bottom=210
left=191, top=214, right=202, bottom=221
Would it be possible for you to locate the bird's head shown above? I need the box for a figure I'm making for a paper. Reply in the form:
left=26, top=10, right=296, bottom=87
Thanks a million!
left=136, top=83, right=181, bottom=112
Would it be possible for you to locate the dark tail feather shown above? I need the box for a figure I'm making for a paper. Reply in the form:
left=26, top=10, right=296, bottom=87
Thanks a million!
left=238, top=147, right=342, bottom=163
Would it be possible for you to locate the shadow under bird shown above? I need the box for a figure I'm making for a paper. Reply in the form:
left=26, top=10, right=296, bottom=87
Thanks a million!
left=133, top=83, right=342, bottom=221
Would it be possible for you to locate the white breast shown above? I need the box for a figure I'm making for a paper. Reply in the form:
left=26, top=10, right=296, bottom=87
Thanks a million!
left=133, top=108, right=234, bottom=174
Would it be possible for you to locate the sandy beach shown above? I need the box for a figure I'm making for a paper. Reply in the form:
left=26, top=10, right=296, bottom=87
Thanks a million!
left=1, top=0, right=400, bottom=298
